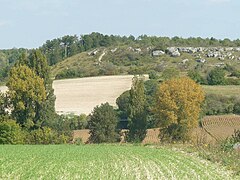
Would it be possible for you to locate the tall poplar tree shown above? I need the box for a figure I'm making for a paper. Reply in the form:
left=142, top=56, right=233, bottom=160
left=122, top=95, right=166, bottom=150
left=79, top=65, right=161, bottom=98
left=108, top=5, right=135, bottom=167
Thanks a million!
left=7, top=65, right=46, bottom=128
left=127, top=76, right=147, bottom=142
left=17, top=50, right=56, bottom=126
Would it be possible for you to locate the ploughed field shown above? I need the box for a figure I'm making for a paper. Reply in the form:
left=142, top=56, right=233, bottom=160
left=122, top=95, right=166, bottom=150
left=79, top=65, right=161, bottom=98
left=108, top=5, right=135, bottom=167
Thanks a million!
left=1, top=145, right=238, bottom=179
left=202, top=115, right=240, bottom=141
left=74, top=115, right=240, bottom=144
left=73, top=128, right=161, bottom=144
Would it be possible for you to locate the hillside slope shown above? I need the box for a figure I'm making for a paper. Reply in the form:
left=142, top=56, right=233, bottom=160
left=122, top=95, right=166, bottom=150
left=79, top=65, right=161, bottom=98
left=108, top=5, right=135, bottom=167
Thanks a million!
left=51, top=46, right=240, bottom=80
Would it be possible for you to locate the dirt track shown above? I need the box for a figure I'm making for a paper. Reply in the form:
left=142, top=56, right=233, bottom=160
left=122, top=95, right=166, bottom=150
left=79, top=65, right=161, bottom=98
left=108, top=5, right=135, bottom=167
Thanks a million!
left=53, top=75, right=134, bottom=115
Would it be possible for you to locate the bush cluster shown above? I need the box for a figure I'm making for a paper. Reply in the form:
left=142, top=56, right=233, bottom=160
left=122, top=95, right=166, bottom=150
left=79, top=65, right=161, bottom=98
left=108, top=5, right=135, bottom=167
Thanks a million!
left=0, top=119, right=72, bottom=144
left=203, top=94, right=240, bottom=115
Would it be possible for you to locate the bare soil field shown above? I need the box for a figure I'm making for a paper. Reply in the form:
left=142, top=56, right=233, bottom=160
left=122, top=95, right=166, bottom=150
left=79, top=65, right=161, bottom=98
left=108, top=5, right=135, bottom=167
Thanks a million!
left=73, top=115, right=240, bottom=144
left=202, top=115, right=240, bottom=141
left=73, top=128, right=161, bottom=144
left=53, top=75, right=134, bottom=115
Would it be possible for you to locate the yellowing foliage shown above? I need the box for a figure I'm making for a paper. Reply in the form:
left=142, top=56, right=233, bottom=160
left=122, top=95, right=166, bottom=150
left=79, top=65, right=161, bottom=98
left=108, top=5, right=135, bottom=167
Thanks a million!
left=7, top=65, right=46, bottom=126
left=154, top=77, right=205, bottom=141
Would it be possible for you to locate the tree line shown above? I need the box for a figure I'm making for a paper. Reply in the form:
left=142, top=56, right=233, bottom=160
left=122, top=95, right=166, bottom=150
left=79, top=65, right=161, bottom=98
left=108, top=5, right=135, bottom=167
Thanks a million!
left=1, top=47, right=240, bottom=144
left=0, top=52, right=205, bottom=144
left=88, top=76, right=205, bottom=143
left=1, top=32, right=240, bottom=82
left=0, top=50, right=70, bottom=144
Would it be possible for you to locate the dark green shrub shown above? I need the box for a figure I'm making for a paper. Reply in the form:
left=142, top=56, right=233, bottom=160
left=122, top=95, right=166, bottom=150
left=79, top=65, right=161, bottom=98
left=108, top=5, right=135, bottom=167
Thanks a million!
left=188, top=70, right=206, bottom=84
left=148, top=70, right=158, bottom=79
left=162, top=68, right=180, bottom=80
left=207, top=67, right=226, bottom=85
left=74, top=137, right=83, bottom=145
left=27, top=127, right=70, bottom=144
left=88, top=103, right=119, bottom=143
left=233, top=102, right=240, bottom=114
left=0, top=120, right=25, bottom=144
left=127, top=77, right=147, bottom=143
left=221, top=130, right=240, bottom=151
left=203, top=94, right=238, bottom=115
left=159, top=124, right=189, bottom=143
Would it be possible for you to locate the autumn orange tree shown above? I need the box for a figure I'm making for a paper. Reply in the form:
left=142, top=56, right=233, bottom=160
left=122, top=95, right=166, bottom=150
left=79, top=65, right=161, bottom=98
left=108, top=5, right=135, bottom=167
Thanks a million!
left=154, top=77, right=205, bottom=142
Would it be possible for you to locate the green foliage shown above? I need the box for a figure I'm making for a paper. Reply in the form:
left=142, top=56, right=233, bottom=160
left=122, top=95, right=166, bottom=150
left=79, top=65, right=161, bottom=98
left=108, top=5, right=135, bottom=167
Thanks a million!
left=207, top=67, right=226, bottom=85
left=2, top=33, right=240, bottom=82
left=221, top=130, right=240, bottom=152
left=233, top=102, right=240, bottom=114
left=160, top=124, right=189, bottom=142
left=27, top=50, right=51, bottom=84
left=17, top=50, right=56, bottom=128
left=0, top=119, right=25, bottom=144
left=144, top=79, right=159, bottom=128
left=148, top=70, right=158, bottom=80
left=224, top=64, right=240, bottom=78
left=63, top=114, right=88, bottom=130
left=188, top=70, right=206, bottom=84
left=162, top=68, right=180, bottom=80
left=127, top=77, right=147, bottom=142
left=55, top=68, right=86, bottom=79
left=0, top=48, right=28, bottom=81
left=203, top=94, right=240, bottom=115
left=74, top=137, right=83, bottom=145
left=116, top=90, right=130, bottom=120
left=7, top=65, right=46, bottom=128
left=26, top=127, right=70, bottom=144
left=0, top=92, right=7, bottom=116
left=88, top=103, right=119, bottom=143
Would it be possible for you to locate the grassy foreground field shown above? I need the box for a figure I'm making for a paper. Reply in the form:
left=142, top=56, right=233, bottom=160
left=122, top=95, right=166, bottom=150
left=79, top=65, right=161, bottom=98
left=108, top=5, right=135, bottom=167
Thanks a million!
left=1, top=145, right=238, bottom=179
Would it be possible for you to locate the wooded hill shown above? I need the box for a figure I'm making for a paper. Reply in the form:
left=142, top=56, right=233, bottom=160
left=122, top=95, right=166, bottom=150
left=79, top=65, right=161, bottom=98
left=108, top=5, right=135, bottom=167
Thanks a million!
left=1, top=32, right=240, bottom=82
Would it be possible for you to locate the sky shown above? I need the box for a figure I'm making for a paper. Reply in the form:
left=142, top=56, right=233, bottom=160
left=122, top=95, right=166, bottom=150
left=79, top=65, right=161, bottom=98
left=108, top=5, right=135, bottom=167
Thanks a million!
left=0, top=0, right=239, bottom=49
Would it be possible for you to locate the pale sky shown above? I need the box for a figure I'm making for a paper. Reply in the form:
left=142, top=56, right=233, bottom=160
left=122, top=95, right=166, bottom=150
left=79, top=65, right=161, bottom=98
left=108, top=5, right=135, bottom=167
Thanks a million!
left=0, top=0, right=239, bottom=49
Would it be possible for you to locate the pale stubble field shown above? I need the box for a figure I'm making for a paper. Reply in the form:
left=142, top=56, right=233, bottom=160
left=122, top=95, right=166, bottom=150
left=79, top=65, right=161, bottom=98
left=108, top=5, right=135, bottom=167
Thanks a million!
left=0, top=75, right=134, bottom=115
left=53, top=75, right=134, bottom=115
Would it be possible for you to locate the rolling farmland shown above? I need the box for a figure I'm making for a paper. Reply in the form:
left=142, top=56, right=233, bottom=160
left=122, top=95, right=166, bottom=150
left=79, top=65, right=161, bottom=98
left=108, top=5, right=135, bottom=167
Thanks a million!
left=1, top=145, right=238, bottom=179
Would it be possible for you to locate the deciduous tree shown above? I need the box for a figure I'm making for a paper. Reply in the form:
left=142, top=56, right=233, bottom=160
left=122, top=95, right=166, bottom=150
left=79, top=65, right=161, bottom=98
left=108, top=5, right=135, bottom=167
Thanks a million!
left=127, top=77, right=147, bottom=142
left=0, top=92, right=7, bottom=117
left=154, top=77, right=204, bottom=142
left=7, top=65, right=46, bottom=128
left=18, top=50, right=56, bottom=127
left=88, top=103, right=118, bottom=143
